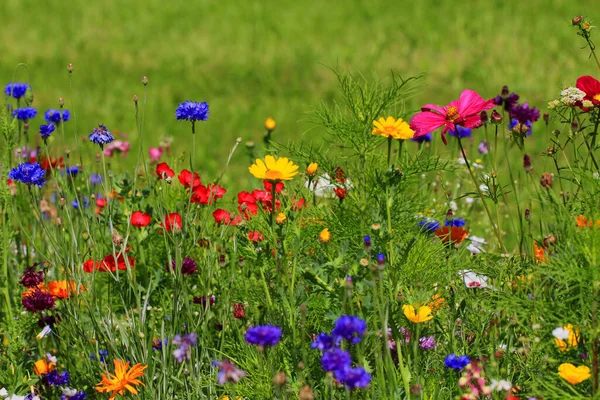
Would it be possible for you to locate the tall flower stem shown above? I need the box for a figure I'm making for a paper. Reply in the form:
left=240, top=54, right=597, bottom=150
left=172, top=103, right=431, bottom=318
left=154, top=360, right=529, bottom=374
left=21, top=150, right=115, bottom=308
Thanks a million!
left=386, top=137, right=392, bottom=166
left=457, top=136, right=505, bottom=252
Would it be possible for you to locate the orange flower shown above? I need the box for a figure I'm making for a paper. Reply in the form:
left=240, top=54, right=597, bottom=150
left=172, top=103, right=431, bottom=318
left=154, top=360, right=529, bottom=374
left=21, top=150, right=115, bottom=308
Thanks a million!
left=533, top=242, right=547, bottom=263
left=428, top=294, right=446, bottom=314
left=435, top=226, right=468, bottom=244
left=555, top=324, right=580, bottom=352
left=46, top=280, right=84, bottom=300
left=575, top=214, right=600, bottom=228
left=34, top=358, right=55, bottom=375
left=96, top=359, right=147, bottom=399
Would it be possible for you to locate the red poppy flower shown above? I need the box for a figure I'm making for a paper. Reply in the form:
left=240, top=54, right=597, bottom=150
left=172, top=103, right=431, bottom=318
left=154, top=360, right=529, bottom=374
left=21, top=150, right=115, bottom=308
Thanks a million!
left=435, top=226, right=468, bottom=244
left=237, top=191, right=258, bottom=218
left=178, top=169, right=202, bottom=188
left=247, top=231, right=264, bottom=242
left=576, top=75, right=600, bottom=106
left=156, top=162, right=175, bottom=179
left=131, top=211, right=151, bottom=227
left=213, top=209, right=232, bottom=225
left=292, top=197, right=306, bottom=210
left=251, top=190, right=280, bottom=212
left=83, top=249, right=135, bottom=273
left=191, top=184, right=226, bottom=204
left=263, top=180, right=284, bottom=193
left=40, top=156, right=64, bottom=175
left=163, top=213, right=182, bottom=231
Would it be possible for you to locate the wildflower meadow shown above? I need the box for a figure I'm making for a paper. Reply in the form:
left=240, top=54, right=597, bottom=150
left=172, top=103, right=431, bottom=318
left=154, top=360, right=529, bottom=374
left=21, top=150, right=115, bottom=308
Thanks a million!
left=4, top=9, right=600, bottom=400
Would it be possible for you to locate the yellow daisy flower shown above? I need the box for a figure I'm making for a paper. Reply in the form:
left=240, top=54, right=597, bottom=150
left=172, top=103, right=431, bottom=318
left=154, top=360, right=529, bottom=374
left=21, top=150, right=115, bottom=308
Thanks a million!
left=403, top=304, right=433, bottom=323
left=249, top=155, right=298, bottom=182
left=372, top=116, right=414, bottom=140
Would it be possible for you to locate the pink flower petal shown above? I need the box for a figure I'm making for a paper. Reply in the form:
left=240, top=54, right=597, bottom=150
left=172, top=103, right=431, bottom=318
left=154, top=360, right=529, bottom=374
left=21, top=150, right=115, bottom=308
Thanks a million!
left=410, top=112, right=446, bottom=136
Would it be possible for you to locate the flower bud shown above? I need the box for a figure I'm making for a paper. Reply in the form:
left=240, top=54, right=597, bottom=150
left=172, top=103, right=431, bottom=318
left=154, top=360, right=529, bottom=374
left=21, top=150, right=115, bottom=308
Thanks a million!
left=67, top=63, right=74, bottom=72
left=245, top=141, right=255, bottom=149
left=265, top=117, right=276, bottom=131
left=363, top=235, right=371, bottom=249
left=523, top=154, right=532, bottom=172
left=377, top=253, right=385, bottom=266
left=141, top=76, right=149, bottom=85
left=571, top=120, right=579, bottom=133
left=306, top=162, right=318, bottom=176
left=299, top=386, right=315, bottom=400
left=219, top=254, right=226, bottom=267
left=501, top=86, right=509, bottom=100
left=573, top=16, right=583, bottom=26
left=480, top=111, right=488, bottom=125
left=525, top=209, right=530, bottom=221
left=446, top=209, right=453, bottom=219
left=272, top=372, right=286, bottom=386
left=490, top=110, right=503, bottom=124
left=543, top=113, right=549, bottom=123
left=133, top=95, right=139, bottom=103
left=540, top=172, right=554, bottom=189
left=112, top=230, right=123, bottom=247
left=58, top=97, right=64, bottom=107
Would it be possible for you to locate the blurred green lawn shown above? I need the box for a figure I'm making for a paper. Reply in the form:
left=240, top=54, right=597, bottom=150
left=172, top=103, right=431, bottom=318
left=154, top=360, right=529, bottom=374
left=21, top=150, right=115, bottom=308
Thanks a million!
left=1, top=0, right=599, bottom=187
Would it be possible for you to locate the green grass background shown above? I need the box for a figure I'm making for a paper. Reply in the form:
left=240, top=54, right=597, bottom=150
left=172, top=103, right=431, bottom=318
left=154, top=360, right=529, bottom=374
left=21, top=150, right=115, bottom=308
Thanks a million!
left=1, top=0, right=599, bottom=187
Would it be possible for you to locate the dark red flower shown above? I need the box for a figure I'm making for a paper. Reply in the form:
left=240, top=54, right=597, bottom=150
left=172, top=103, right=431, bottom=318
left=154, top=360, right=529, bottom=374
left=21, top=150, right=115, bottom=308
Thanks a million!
left=233, top=303, right=245, bottom=319
left=131, top=211, right=151, bottom=227
left=333, top=167, right=346, bottom=183
left=167, top=257, right=198, bottom=275
left=334, top=187, right=347, bottom=199
left=191, top=184, right=226, bottom=204
left=576, top=75, right=600, bottom=107
left=22, top=289, right=55, bottom=312
left=163, top=213, right=182, bottom=231
left=156, top=162, right=175, bottom=179
left=83, top=249, right=136, bottom=273
left=263, top=180, right=284, bottom=193
left=178, top=169, right=202, bottom=188
left=248, top=231, right=264, bottom=242
left=19, top=265, right=44, bottom=288
left=194, top=295, right=216, bottom=307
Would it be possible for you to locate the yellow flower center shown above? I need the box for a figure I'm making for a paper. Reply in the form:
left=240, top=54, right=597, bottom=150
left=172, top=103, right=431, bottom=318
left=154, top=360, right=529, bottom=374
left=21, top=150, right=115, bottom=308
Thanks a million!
left=384, top=126, right=396, bottom=134
left=446, top=106, right=459, bottom=122
left=594, top=94, right=600, bottom=102
left=264, top=169, right=284, bottom=181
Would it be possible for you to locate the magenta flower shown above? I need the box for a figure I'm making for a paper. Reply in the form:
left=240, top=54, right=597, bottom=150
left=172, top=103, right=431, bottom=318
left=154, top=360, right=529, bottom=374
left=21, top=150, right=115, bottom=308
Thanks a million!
left=410, top=90, right=494, bottom=145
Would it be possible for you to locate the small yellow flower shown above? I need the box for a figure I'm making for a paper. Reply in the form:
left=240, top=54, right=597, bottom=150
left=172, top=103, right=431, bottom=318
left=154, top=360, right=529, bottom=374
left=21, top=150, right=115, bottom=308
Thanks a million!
left=306, top=162, right=318, bottom=176
left=558, top=363, right=591, bottom=385
left=265, top=117, right=276, bottom=131
left=403, top=304, right=433, bottom=323
left=275, top=213, right=287, bottom=224
left=372, top=116, right=414, bottom=140
left=249, top=155, right=298, bottom=182
left=555, top=324, right=580, bottom=351
left=319, top=228, right=331, bottom=243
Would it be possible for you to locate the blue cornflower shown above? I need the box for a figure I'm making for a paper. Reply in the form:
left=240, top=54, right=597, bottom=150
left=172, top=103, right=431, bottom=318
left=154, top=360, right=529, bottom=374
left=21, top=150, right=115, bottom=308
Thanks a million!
left=5, top=82, right=29, bottom=99
left=64, top=166, right=80, bottom=177
left=334, top=366, right=372, bottom=390
left=445, top=218, right=466, bottom=228
left=88, top=124, right=114, bottom=146
left=61, top=391, right=86, bottom=400
left=418, top=218, right=440, bottom=233
left=311, top=333, right=335, bottom=351
left=99, top=349, right=108, bottom=362
left=363, top=235, right=371, bottom=248
left=320, top=348, right=351, bottom=372
left=13, top=107, right=37, bottom=121
left=172, top=333, right=198, bottom=363
left=444, top=353, right=470, bottom=370
left=509, top=118, right=533, bottom=137
left=175, top=101, right=209, bottom=122
left=90, top=173, right=102, bottom=185
left=332, top=315, right=367, bottom=345
left=71, top=196, right=89, bottom=209
left=448, top=126, right=472, bottom=138
left=8, top=162, right=46, bottom=187
left=44, top=370, right=70, bottom=386
left=509, top=102, right=540, bottom=124
left=40, top=124, right=55, bottom=139
left=377, top=254, right=385, bottom=265
left=245, top=325, right=282, bottom=347
left=411, top=132, right=433, bottom=143
left=44, top=109, right=70, bottom=124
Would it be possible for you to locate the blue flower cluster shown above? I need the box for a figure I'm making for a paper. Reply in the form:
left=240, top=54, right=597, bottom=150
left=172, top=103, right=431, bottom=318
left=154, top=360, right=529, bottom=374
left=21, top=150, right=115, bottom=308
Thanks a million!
left=5, top=82, right=29, bottom=99
left=45, top=370, right=70, bottom=386
left=44, top=109, right=70, bottom=124
left=245, top=325, right=282, bottom=347
left=61, top=392, right=87, bottom=400
left=448, top=126, right=472, bottom=138
left=175, top=101, right=209, bottom=122
left=40, top=124, right=55, bottom=139
left=311, top=315, right=371, bottom=390
left=8, top=162, right=46, bottom=187
left=13, top=107, right=37, bottom=121
left=88, top=124, right=114, bottom=146
left=444, top=353, right=471, bottom=370
left=172, top=333, right=197, bottom=363
left=445, top=218, right=466, bottom=227
left=411, top=132, right=432, bottom=143
left=418, top=218, right=440, bottom=233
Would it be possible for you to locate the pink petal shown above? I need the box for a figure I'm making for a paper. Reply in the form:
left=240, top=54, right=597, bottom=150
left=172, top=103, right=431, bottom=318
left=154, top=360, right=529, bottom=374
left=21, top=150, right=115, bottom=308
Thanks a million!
left=421, top=103, right=446, bottom=115
left=462, top=114, right=484, bottom=130
left=457, top=89, right=494, bottom=117
left=410, top=112, right=446, bottom=136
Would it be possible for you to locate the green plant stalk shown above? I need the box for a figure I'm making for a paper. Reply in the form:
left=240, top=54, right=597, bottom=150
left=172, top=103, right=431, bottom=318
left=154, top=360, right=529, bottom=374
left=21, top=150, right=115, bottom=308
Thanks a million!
left=457, top=136, right=505, bottom=252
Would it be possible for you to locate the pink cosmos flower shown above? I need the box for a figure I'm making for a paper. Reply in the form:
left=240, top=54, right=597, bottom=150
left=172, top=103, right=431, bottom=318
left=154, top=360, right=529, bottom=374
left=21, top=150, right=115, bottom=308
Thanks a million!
left=410, top=89, right=494, bottom=144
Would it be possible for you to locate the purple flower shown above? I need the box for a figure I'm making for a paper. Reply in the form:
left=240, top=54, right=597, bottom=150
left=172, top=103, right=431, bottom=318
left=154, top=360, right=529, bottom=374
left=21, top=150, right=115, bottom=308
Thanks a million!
left=88, top=124, right=114, bottom=146
left=509, top=103, right=540, bottom=124
left=22, top=289, right=55, bottom=312
left=167, top=257, right=198, bottom=275
left=214, top=359, right=247, bottom=384
left=193, top=295, right=215, bottom=307
left=419, top=336, right=435, bottom=350
left=311, top=333, right=335, bottom=351
left=478, top=140, right=489, bottom=155
left=172, top=333, right=197, bottom=363
left=245, top=325, right=282, bottom=347
left=61, top=391, right=86, bottom=400
left=321, top=348, right=351, bottom=372
left=40, top=124, right=55, bottom=139
left=5, top=82, right=29, bottom=99
left=44, top=109, right=70, bottom=124
left=8, top=162, right=46, bottom=187
left=13, top=107, right=37, bottom=121
left=19, top=265, right=44, bottom=288
left=332, top=315, right=367, bottom=345
left=493, top=87, right=519, bottom=111
left=90, top=174, right=102, bottom=185
left=448, top=126, right=472, bottom=138
left=44, top=370, right=70, bottom=386
left=444, top=353, right=470, bottom=370
left=334, top=366, right=372, bottom=390
left=175, top=101, right=209, bottom=122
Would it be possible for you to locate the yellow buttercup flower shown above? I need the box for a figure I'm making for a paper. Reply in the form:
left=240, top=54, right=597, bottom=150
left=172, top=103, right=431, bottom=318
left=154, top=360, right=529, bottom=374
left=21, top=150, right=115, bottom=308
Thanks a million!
left=265, top=117, right=276, bottom=131
left=249, top=155, right=298, bottom=182
left=555, top=324, right=580, bottom=351
left=34, top=358, right=55, bottom=375
left=319, top=228, right=331, bottom=243
left=96, top=359, right=147, bottom=399
left=558, top=363, right=590, bottom=385
left=275, top=213, right=287, bottom=224
left=403, top=304, right=433, bottom=323
left=306, top=162, right=318, bottom=176
left=372, top=116, right=414, bottom=140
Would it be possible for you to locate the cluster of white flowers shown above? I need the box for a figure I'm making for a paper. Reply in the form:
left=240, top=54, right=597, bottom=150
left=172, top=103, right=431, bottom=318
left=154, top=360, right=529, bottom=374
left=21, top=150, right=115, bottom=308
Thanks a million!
left=560, top=87, right=586, bottom=106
